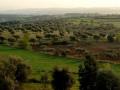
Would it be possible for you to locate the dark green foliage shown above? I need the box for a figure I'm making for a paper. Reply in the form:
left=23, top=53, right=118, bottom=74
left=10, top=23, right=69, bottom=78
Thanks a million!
left=0, top=56, right=31, bottom=90
left=41, top=73, right=49, bottom=84
left=79, top=55, right=98, bottom=90
left=97, top=70, right=120, bottom=90
left=0, top=77, right=15, bottom=90
left=15, top=63, right=31, bottom=82
left=29, top=38, right=37, bottom=45
left=18, top=32, right=31, bottom=49
left=79, top=55, right=120, bottom=90
left=0, top=15, right=119, bottom=47
left=52, top=67, right=73, bottom=90
left=0, top=36, right=5, bottom=44
left=41, top=73, right=49, bottom=90
left=93, top=35, right=100, bottom=42
left=70, top=36, right=77, bottom=41
left=9, top=56, right=31, bottom=82
left=13, top=34, right=20, bottom=41
left=107, top=34, right=115, bottom=43
left=8, top=37, right=16, bottom=46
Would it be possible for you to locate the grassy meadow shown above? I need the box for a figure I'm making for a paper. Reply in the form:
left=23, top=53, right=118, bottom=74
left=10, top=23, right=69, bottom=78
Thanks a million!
left=0, top=45, right=80, bottom=78
left=0, top=45, right=120, bottom=90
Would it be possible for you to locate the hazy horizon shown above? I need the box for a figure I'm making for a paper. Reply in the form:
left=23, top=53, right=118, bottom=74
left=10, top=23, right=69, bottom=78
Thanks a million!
left=0, top=0, right=120, bottom=11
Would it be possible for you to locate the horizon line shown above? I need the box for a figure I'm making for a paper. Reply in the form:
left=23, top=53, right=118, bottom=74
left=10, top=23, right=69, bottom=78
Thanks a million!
left=1, top=7, right=120, bottom=11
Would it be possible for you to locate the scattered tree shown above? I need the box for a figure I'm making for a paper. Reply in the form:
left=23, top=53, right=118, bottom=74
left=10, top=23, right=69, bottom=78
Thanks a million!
left=79, top=55, right=98, bottom=90
left=52, top=67, right=73, bottom=90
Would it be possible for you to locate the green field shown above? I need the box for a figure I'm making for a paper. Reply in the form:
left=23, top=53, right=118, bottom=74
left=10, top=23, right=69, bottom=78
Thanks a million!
left=0, top=45, right=81, bottom=78
left=0, top=45, right=120, bottom=90
left=0, top=45, right=120, bottom=76
left=95, top=18, right=120, bottom=28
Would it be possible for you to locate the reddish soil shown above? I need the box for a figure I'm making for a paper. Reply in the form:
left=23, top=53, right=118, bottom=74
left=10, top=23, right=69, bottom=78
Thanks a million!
left=32, top=42, right=120, bottom=61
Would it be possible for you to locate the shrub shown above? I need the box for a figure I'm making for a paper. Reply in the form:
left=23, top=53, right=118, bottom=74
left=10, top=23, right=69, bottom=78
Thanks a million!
left=97, top=70, right=120, bottom=90
left=79, top=55, right=98, bottom=90
left=79, top=55, right=120, bottom=90
left=18, top=32, right=31, bottom=50
left=52, top=67, right=74, bottom=90
left=0, top=55, right=31, bottom=90
left=107, top=34, right=115, bottom=43
left=41, top=73, right=49, bottom=90
left=15, top=63, right=31, bottom=82
left=0, top=77, right=15, bottom=90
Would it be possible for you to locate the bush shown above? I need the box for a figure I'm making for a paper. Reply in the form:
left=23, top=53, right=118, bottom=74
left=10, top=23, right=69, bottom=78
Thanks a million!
left=79, top=55, right=98, bottom=90
left=107, top=34, right=115, bottom=43
left=41, top=73, right=49, bottom=84
left=17, top=32, right=31, bottom=50
left=52, top=67, right=74, bottom=90
left=0, top=77, right=15, bottom=90
left=41, top=73, right=49, bottom=90
left=97, top=70, right=120, bottom=90
left=15, top=63, right=31, bottom=82
left=0, top=55, right=31, bottom=90
left=79, top=55, right=120, bottom=90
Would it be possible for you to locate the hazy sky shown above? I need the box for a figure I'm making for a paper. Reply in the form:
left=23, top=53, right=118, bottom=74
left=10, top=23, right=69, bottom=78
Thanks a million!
left=0, top=0, right=120, bottom=10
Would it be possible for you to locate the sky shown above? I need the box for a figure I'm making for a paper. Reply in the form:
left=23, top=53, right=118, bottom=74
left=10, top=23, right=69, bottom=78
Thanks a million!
left=0, top=0, right=120, bottom=10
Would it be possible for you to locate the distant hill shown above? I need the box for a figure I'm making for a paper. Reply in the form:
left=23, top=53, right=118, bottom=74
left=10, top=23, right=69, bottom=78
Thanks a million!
left=0, top=8, right=120, bottom=23
left=0, top=8, right=120, bottom=15
left=0, top=14, right=31, bottom=22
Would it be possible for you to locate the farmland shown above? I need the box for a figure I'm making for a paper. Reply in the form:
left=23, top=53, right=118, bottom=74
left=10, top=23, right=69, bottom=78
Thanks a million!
left=0, top=14, right=120, bottom=90
left=0, top=45, right=120, bottom=90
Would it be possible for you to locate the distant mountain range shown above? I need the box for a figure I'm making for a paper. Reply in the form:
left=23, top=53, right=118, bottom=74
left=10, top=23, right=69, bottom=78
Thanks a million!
left=0, top=8, right=120, bottom=15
